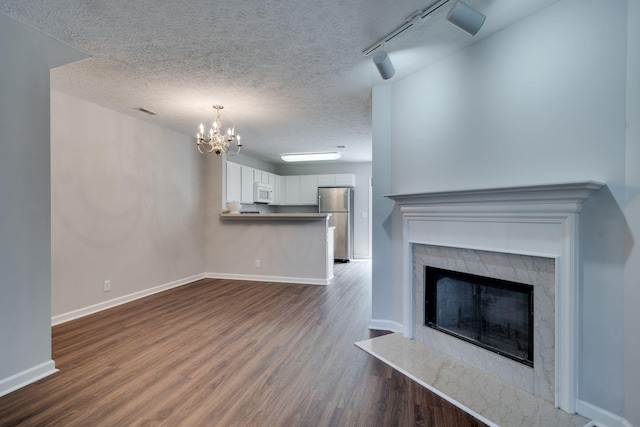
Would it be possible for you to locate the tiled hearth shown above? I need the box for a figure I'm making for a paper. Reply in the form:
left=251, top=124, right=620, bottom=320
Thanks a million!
left=355, top=333, right=589, bottom=427
left=361, top=182, right=604, bottom=425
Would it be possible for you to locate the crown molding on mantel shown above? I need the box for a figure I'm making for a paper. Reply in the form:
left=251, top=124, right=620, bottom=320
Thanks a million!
left=385, top=181, right=605, bottom=214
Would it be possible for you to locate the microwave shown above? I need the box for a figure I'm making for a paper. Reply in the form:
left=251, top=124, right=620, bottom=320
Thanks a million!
left=254, top=183, right=273, bottom=204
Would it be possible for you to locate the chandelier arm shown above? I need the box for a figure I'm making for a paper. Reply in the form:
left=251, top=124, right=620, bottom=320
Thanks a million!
left=197, top=140, right=215, bottom=154
left=226, top=146, right=241, bottom=156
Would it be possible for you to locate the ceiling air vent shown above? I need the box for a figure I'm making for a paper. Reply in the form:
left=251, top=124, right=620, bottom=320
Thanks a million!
left=136, top=107, right=158, bottom=116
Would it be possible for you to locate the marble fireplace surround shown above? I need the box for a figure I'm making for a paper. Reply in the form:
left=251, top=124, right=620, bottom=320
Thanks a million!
left=387, top=181, right=604, bottom=414
left=413, top=245, right=555, bottom=402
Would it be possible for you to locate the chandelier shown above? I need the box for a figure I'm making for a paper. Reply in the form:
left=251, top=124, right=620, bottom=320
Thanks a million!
left=196, top=105, right=242, bottom=156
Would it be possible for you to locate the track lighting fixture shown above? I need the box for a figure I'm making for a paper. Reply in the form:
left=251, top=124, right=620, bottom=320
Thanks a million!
left=446, top=0, right=486, bottom=36
left=362, top=0, right=486, bottom=78
left=373, top=50, right=395, bottom=80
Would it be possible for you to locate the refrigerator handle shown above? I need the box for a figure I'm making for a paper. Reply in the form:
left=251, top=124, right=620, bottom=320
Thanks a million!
left=318, top=193, right=321, bottom=213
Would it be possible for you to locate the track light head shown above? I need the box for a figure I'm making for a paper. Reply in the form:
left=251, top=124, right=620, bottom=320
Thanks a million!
left=373, top=50, right=395, bottom=80
left=446, top=0, right=486, bottom=36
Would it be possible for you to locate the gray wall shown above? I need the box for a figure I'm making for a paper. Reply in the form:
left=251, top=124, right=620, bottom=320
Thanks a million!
left=0, top=13, right=86, bottom=395
left=625, top=1, right=640, bottom=426
left=371, top=86, right=396, bottom=329
left=203, top=157, right=330, bottom=281
left=50, top=91, right=205, bottom=318
left=371, top=0, right=639, bottom=422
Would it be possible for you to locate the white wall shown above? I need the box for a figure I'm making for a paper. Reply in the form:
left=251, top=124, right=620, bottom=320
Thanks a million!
left=50, top=91, right=205, bottom=319
left=276, top=162, right=372, bottom=258
left=624, top=1, right=640, bottom=425
left=371, top=0, right=636, bottom=421
left=0, top=13, right=86, bottom=396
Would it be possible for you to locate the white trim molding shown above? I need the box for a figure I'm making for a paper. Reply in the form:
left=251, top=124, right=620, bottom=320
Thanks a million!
left=52, top=271, right=331, bottom=327
left=206, top=272, right=331, bottom=286
left=51, top=273, right=207, bottom=326
left=387, top=181, right=604, bottom=415
left=576, top=399, right=632, bottom=427
left=0, top=360, right=58, bottom=398
left=368, top=319, right=404, bottom=333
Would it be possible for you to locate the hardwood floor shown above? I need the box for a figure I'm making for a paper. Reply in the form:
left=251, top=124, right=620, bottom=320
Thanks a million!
left=0, top=261, right=486, bottom=427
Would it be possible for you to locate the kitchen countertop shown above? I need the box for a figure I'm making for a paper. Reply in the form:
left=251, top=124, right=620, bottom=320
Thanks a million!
left=220, top=213, right=331, bottom=220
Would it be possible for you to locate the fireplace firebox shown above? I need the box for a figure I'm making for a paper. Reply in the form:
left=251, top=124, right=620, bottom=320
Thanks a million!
left=425, top=266, right=534, bottom=366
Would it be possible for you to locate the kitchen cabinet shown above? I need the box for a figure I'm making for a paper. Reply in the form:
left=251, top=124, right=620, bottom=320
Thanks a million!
left=281, top=175, right=319, bottom=205
left=300, top=175, right=318, bottom=204
left=317, top=173, right=356, bottom=188
left=254, top=169, right=271, bottom=185
left=226, top=161, right=242, bottom=202
left=241, top=165, right=255, bottom=204
left=284, top=175, right=301, bottom=204
left=227, top=167, right=355, bottom=206
left=317, top=175, right=335, bottom=187
left=272, top=174, right=284, bottom=205
left=228, top=162, right=280, bottom=205
left=335, top=174, right=356, bottom=187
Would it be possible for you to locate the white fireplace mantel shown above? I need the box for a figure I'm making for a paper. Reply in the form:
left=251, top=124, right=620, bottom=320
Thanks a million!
left=386, top=181, right=604, bottom=414
left=386, top=181, right=605, bottom=214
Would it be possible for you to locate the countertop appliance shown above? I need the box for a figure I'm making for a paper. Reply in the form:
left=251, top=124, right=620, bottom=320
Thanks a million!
left=318, top=187, right=354, bottom=262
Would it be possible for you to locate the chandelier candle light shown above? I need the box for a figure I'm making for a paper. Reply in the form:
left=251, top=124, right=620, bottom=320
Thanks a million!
left=196, top=105, right=242, bottom=156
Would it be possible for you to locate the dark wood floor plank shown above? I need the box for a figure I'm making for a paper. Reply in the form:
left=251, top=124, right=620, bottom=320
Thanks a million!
left=0, top=261, right=486, bottom=427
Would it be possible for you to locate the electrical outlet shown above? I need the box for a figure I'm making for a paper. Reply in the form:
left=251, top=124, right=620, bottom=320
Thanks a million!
left=255, top=259, right=261, bottom=268
left=103, top=280, right=111, bottom=292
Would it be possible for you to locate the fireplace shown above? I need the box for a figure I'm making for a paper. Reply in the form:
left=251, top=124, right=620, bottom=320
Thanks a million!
left=413, top=244, right=555, bottom=402
left=424, top=266, right=534, bottom=366
left=387, top=181, right=604, bottom=413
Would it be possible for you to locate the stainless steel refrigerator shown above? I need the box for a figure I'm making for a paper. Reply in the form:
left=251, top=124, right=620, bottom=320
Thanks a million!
left=318, top=187, right=354, bottom=262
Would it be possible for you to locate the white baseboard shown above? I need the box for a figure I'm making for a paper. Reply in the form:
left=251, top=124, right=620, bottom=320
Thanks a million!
left=576, top=399, right=631, bottom=427
left=52, top=271, right=330, bottom=326
left=368, top=318, right=403, bottom=333
left=51, top=273, right=207, bottom=326
left=205, top=272, right=331, bottom=286
left=0, top=360, right=57, bottom=398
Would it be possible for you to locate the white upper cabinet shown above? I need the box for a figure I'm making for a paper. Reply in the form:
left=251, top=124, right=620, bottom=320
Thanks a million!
left=281, top=175, right=319, bottom=205
left=241, top=165, right=255, bottom=204
left=226, top=161, right=242, bottom=203
left=317, top=175, right=335, bottom=187
left=226, top=164, right=355, bottom=206
left=254, top=169, right=270, bottom=185
left=317, top=173, right=356, bottom=188
left=285, top=175, right=302, bottom=204
left=335, top=174, right=356, bottom=187
left=300, top=175, right=318, bottom=204
left=272, top=174, right=284, bottom=205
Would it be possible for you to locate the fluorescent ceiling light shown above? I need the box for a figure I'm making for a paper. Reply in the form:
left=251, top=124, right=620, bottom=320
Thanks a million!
left=281, top=152, right=341, bottom=162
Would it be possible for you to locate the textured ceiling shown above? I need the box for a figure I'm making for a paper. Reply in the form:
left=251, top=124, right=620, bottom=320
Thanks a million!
left=1, top=0, right=557, bottom=164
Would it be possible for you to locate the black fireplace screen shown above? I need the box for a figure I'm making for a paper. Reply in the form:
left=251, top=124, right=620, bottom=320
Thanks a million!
left=425, top=266, right=534, bottom=366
